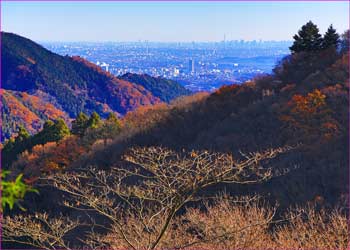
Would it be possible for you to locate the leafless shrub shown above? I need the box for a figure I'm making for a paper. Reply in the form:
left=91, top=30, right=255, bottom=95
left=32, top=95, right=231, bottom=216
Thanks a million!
left=273, top=206, right=349, bottom=249
left=2, top=212, right=79, bottom=250
left=165, top=196, right=276, bottom=249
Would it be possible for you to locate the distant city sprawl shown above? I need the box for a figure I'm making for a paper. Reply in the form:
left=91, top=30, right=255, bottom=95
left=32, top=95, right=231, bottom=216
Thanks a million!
left=43, top=40, right=291, bottom=92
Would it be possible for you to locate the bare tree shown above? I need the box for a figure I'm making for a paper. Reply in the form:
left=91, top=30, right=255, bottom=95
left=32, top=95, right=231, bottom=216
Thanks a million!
left=42, top=146, right=291, bottom=249
left=2, top=213, right=79, bottom=250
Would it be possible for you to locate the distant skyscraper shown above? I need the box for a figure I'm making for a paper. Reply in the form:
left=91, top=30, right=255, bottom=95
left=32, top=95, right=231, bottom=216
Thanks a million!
left=188, top=59, right=195, bottom=74
left=223, top=34, right=226, bottom=49
left=145, top=40, right=149, bottom=55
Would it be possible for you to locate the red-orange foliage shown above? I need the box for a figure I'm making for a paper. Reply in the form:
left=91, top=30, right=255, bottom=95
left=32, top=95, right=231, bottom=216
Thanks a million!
left=12, top=136, right=86, bottom=177
left=71, top=56, right=161, bottom=114
left=122, top=102, right=169, bottom=131
left=170, top=92, right=209, bottom=108
left=322, top=84, right=348, bottom=98
left=280, top=89, right=339, bottom=140
left=289, top=89, right=326, bottom=115
left=26, top=57, right=36, bottom=64
left=2, top=89, right=70, bottom=138
left=2, top=90, right=41, bottom=133
left=19, top=92, right=67, bottom=120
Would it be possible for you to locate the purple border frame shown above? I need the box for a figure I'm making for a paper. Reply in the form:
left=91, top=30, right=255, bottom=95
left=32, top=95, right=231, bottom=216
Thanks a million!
left=0, top=0, right=349, bottom=1
left=0, top=1, right=349, bottom=250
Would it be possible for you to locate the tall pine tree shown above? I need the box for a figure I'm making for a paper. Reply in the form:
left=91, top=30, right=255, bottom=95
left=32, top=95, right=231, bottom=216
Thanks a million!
left=32, top=119, right=70, bottom=144
left=71, top=112, right=89, bottom=137
left=2, top=126, right=31, bottom=168
left=51, top=119, right=70, bottom=141
left=99, top=112, right=121, bottom=145
left=322, top=25, right=340, bottom=49
left=290, top=21, right=323, bottom=53
left=87, top=112, right=102, bottom=129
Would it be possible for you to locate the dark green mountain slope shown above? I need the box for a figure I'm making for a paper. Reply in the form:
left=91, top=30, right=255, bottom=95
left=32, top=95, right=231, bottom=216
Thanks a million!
left=119, top=73, right=191, bottom=103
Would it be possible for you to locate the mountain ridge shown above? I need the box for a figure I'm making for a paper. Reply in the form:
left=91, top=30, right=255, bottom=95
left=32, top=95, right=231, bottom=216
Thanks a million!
left=1, top=32, right=190, bottom=140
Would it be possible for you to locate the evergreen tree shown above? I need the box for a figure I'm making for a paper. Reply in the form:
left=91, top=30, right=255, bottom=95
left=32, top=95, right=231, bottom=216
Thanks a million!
left=100, top=113, right=121, bottom=145
left=105, top=112, right=121, bottom=136
left=71, top=112, right=89, bottom=137
left=2, top=138, right=15, bottom=154
left=290, top=21, right=323, bottom=53
left=43, top=120, right=55, bottom=130
left=51, top=119, right=70, bottom=141
left=2, top=120, right=69, bottom=168
left=87, top=112, right=101, bottom=129
left=31, top=120, right=54, bottom=145
left=32, top=119, right=70, bottom=145
left=81, top=113, right=121, bottom=145
left=106, top=112, right=120, bottom=127
left=2, top=126, right=30, bottom=168
left=322, top=25, right=340, bottom=49
left=15, top=126, right=30, bottom=143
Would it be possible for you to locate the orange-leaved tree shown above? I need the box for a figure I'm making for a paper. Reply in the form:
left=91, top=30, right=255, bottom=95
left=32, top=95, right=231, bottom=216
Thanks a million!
left=280, top=89, right=339, bottom=141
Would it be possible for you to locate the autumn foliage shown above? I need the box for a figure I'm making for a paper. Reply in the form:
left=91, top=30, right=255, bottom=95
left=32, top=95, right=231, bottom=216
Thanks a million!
left=1, top=89, right=69, bottom=141
left=13, top=136, right=86, bottom=177
left=1, top=89, right=42, bottom=135
left=280, top=89, right=340, bottom=141
left=19, top=92, right=67, bottom=120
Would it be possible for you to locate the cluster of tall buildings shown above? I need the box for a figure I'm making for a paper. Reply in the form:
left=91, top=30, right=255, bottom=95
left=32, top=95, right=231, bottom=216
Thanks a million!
left=44, top=41, right=290, bottom=92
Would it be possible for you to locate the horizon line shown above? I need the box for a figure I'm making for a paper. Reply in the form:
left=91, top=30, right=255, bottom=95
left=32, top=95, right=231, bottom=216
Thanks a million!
left=2, top=30, right=293, bottom=44
left=38, top=39, right=293, bottom=43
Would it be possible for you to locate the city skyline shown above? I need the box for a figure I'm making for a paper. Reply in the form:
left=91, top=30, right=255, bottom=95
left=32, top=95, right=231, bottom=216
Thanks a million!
left=2, top=1, right=349, bottom=42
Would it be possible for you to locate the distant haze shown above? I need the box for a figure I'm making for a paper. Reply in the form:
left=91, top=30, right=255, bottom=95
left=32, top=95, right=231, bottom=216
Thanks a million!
left=2, top=1, right=349, bottom=42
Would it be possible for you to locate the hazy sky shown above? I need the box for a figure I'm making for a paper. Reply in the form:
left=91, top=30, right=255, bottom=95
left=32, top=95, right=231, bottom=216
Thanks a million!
left=2, top=1, right=349, bottom=42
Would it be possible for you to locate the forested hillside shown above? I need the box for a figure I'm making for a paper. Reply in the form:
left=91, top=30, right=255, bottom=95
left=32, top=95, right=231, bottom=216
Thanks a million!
left=119, top=73, right=191, bottom=102
left=1, top=89, right=69, bottom=140
left=77, top=24, right=349, bottom=207
left=1, top=32, right=190, bottom=140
